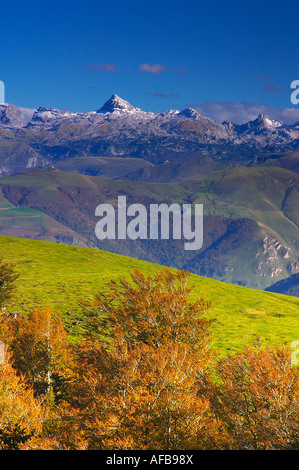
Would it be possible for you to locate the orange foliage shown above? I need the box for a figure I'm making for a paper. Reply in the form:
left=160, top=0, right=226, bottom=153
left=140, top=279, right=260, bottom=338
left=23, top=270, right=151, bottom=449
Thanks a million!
left=0, top=268, right=298, bottom=450
left=6, top=308, right=71, bottom=398
left=203, top=345, right=299, bottom=449
left=68, top=337, right=218, bottom=449
left=63, top=269, right=218, bottom=449
left=82, top=269, right=214, bottom=352
left=0, top=358, right=45, bottom=449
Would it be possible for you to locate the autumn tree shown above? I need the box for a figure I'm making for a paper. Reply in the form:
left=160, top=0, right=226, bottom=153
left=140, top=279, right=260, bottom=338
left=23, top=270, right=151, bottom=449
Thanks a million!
left=62, top=269, right=219, bottom=450
left=203, top=344, right=299, bottom=450
left=0, top=267, right=295, bottom=451
left=0, top=258, right=19, bottom=316
left=81, top=268, right=214, bottom=353
left=69, top=337, right=222, bottom=450
left=6, top=308, right=72, bottom=400
left=0, top=358, right=45, bottom=449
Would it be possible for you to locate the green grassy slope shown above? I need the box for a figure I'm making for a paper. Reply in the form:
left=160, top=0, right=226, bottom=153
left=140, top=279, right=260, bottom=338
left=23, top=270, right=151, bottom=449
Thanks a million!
left=0, top=235, right=298, bottom=354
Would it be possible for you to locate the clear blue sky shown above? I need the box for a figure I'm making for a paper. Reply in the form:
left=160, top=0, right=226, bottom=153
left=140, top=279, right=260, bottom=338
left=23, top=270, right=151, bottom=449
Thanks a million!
left=0, top=0, right=298, bottom=122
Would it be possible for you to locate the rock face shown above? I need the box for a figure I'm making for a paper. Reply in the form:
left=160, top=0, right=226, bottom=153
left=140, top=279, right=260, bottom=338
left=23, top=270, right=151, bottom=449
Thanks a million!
left=255, top=236, right=298, bottom=279
left=29, top=106, right=70, bottom=124
left=0, top=104, right=29, bottom=128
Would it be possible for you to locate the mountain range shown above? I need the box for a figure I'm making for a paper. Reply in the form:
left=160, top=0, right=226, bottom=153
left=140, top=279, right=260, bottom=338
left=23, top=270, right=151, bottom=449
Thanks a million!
left=1, top=94, right=299, bottom=178
left=1, top=94, right=299, bottom=294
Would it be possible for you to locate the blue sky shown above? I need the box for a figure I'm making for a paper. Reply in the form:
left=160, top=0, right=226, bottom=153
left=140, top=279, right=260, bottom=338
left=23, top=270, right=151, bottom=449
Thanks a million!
left=0, top=0, right=298, bottom=123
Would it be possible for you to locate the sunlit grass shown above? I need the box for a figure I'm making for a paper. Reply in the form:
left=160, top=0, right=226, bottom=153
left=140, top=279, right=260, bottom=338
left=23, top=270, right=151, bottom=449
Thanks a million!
left=1, top=235, right=298, bottom=354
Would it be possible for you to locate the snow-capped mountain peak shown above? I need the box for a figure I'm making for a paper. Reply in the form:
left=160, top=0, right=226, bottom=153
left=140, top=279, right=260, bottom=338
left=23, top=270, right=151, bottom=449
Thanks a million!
left=178, top=108, right=202, bottom=120
left=97, top=94, right=138, bottom=113
left=254, top=114, right=283, bottom=128
left=0, top=95, right=298, bottom=154
left=30, top=106, right=70, bottom=124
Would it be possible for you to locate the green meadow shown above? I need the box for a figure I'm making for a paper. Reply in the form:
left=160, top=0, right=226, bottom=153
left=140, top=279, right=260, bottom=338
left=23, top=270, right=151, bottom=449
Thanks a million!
left=1, top=235, right=298, bottom=354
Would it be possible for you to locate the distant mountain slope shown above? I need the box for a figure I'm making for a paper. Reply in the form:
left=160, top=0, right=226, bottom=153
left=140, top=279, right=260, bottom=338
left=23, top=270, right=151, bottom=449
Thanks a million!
left=1, top=166, right=299, bottom=289
left=54, top=154, right=234, bottom=181
left=1, top=235, right=299, bottom=353
left=0, top=184, right=90, bottom=246
left=265, top=273, right=299, bottom=297
left=51, top=151, right=299, bottom=183
left=0, top=95, right=298, bottom=177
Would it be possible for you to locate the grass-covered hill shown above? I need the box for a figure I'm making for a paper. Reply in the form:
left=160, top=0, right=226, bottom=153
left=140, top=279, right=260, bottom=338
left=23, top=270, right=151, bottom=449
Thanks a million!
left=1, top=235, right=298, bottom=354
left=54, top=151, right=299, bottom=182
left=1, top=166, right=299, bottom=289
